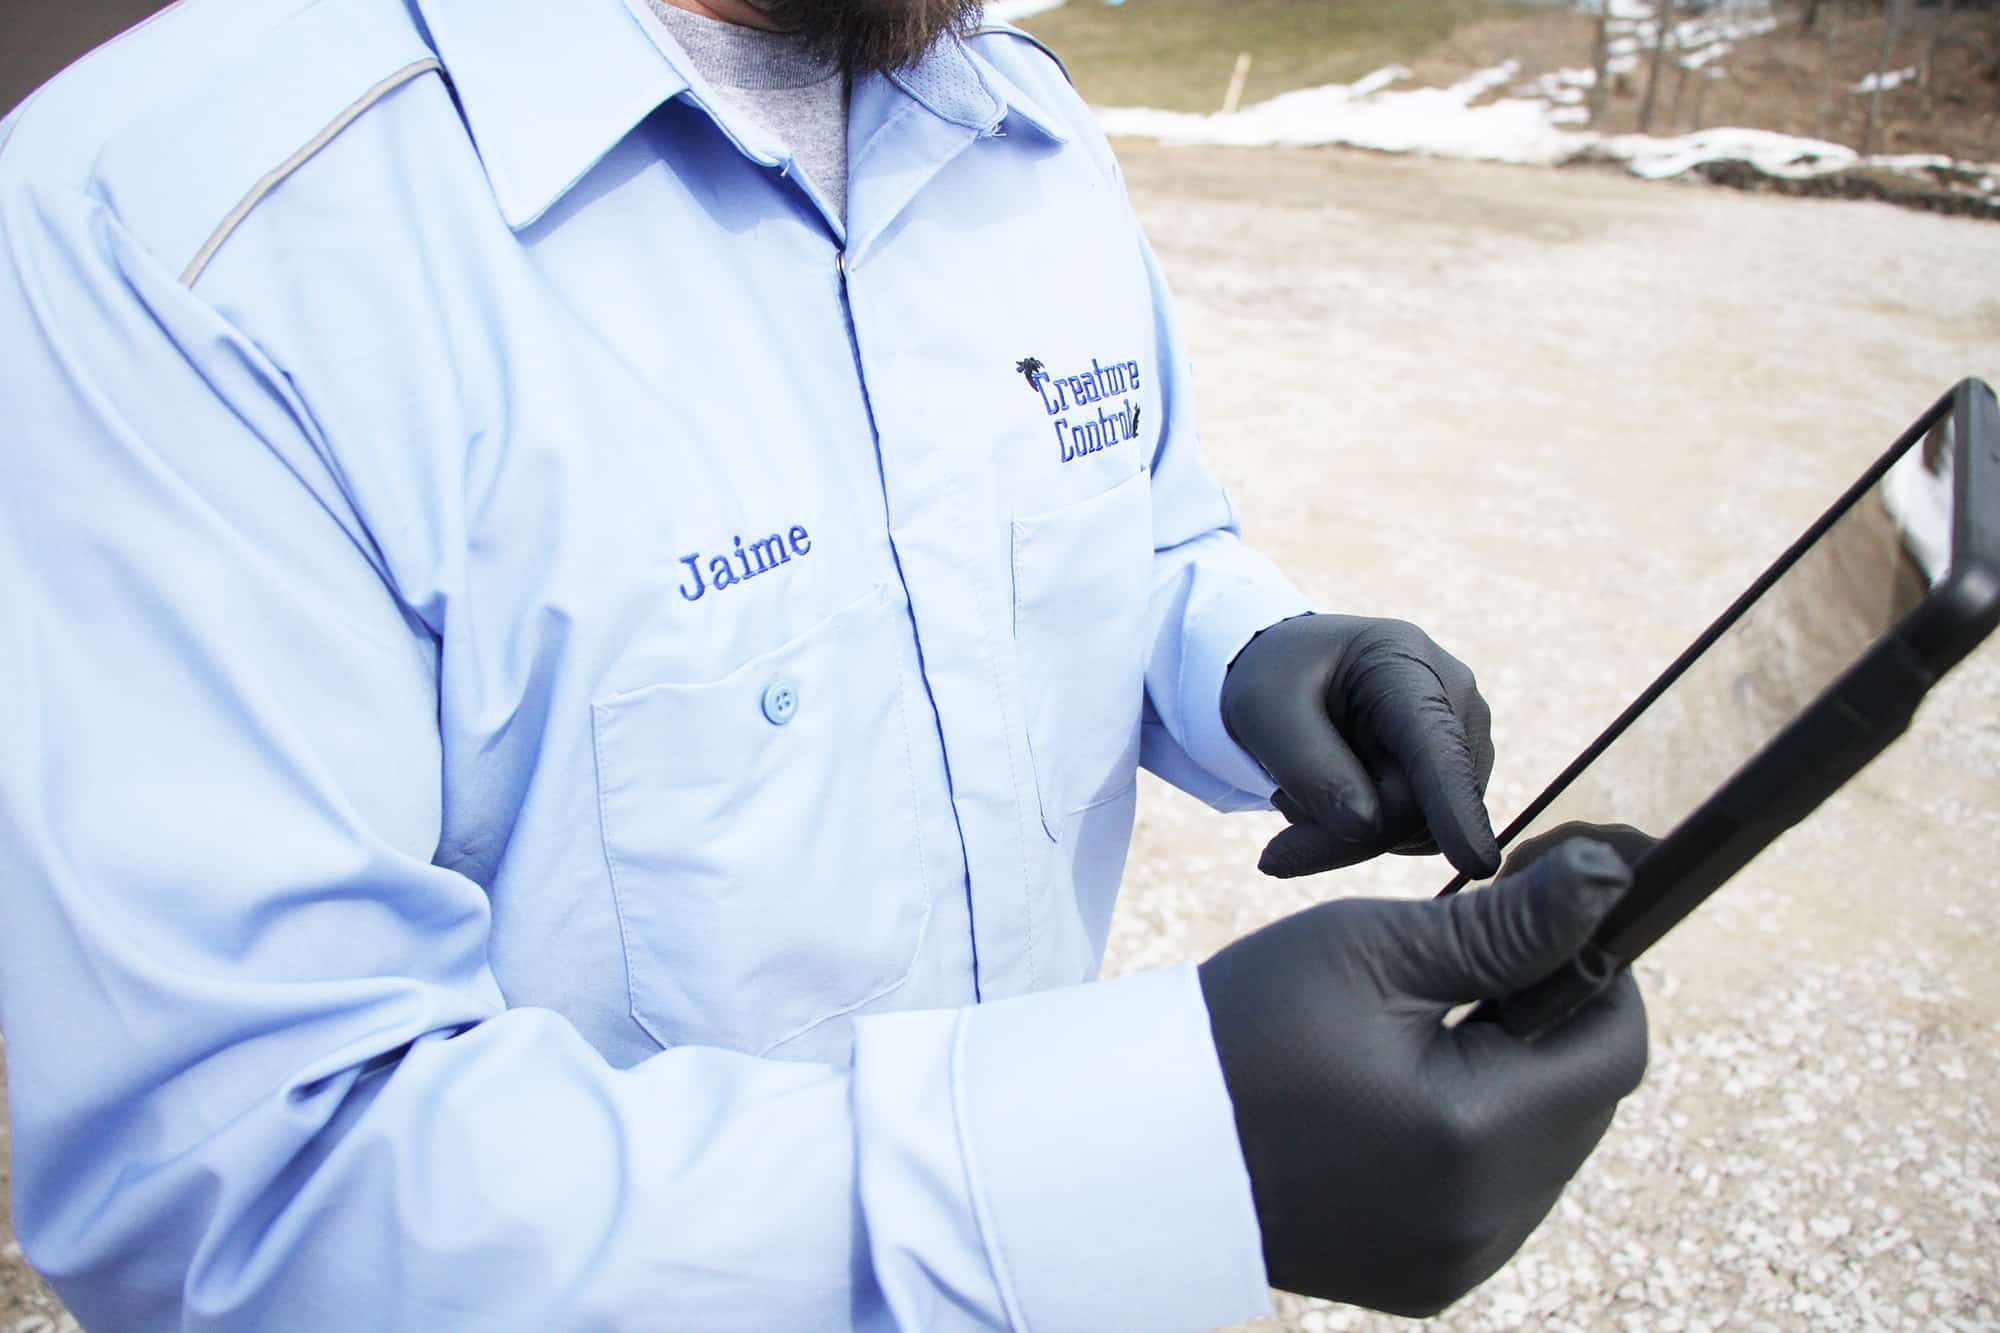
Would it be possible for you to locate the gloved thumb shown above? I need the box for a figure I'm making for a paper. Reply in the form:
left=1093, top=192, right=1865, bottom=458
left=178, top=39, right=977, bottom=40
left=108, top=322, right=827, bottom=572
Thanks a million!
left=1388, top=838, right=1631, bottom=1005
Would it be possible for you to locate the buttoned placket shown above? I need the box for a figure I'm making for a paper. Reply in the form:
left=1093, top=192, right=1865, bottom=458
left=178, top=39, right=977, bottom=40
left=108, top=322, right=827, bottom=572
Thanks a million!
left=651, top=44, right=1045, bottom=1000
left=837, top=88, right=1058, bottom=1002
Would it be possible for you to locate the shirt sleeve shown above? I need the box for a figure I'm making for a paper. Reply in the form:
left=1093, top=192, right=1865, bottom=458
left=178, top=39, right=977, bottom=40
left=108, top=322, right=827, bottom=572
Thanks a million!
left=1132, top=221, right=1316, bottom=813
left=0, top=177, right=1269, bottom=1332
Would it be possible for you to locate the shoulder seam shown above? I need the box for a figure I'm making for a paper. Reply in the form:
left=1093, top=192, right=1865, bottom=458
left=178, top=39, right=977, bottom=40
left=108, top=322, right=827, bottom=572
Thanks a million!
left=181, top=56, right=440, bottom=287
left=966, top=23, right=1073, bottom=87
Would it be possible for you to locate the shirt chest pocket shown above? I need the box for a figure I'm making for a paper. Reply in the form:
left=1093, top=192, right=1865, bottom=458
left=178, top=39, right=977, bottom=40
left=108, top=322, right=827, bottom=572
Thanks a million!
left=590, top=584, right=932, bottom=1055
left=1012, top=468, right=1154, bottom=838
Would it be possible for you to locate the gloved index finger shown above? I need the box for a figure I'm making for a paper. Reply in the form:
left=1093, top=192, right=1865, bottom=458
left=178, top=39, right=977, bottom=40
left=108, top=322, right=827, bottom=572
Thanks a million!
left=1344, top=648, right=1500, bottom=877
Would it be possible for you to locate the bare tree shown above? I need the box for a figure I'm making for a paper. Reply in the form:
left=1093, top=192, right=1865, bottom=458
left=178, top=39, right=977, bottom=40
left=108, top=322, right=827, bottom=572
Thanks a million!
left=1638, top=0, right=1681, bottom=133
left=1691, top=67, right=1720, bottom=131
left=1668, top=57, right=1694, bottom=129
left=1919, top=0, right=1960, bottom=93
left=1588, top=0, right=1615, bottom=125
left=1814, top=3, right=1843, bottom=139
left=1862, top=0, right=1912, bottom=157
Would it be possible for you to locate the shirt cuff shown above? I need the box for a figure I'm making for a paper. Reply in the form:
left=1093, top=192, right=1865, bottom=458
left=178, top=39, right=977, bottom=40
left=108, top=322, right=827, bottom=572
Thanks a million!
left=1177, top=575, right=1312, bottom=803
left=956, top=964, right=1272, bottom=1332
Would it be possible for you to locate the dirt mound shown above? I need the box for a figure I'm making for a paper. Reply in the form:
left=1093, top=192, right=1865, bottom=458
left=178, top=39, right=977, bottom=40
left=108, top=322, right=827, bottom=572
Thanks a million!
left=1691, top=156, right=2000, bottom=219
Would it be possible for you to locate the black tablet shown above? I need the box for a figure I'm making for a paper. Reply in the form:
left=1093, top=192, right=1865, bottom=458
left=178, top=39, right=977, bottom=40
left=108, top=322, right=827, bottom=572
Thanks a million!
left=1443, top=377, right=2000, bottom=1040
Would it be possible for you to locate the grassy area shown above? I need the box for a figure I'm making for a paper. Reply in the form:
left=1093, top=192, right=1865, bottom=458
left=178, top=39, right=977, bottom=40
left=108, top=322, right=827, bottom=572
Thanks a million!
left=1013, top=0, right=1539, bottom=113
left=1013, top=2, right=1999, bottom=162
left=1012, top=0, right=2000, bottom=214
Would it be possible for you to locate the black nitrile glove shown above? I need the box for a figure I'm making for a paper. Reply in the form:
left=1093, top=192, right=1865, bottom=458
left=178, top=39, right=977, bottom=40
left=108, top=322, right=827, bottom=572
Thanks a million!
left=1221, top=614, right=1499, bottom=880
left=1497, top=819, right=1658, bottom=881
left=1199, top=838, right=1649, bottom=1318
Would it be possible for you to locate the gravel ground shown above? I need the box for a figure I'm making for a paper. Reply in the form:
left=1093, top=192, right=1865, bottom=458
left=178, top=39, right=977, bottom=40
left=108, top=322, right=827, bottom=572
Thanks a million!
left=1102, top=142, right=2000, bottom=1332
left=4, top=144, right=1997, bottom=1330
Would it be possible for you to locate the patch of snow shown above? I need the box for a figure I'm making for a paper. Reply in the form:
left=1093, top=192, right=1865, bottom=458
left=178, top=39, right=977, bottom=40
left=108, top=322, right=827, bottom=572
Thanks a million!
left=1868, top=152, right=1958, bottom=173
left=1447, top=62, right=1522, bottom=103
left=1852, top=66, right=1919, bottom=95
left=1097, top=65, right=1589, bottom=166
left=1347, top=65, right=1416, bottom=99
left=1591, top=4, right=1782, bottom=82
left=1535, top=5, right=1780, bottom=95
left=1609, top=126, right=1858, bottom=179
left=1516, top=67, right=1596, bottom=106
left=1094, top=63, right=2000, bottom=210
left=1008, top=0, right=1991, bottom=209
left=983, top=0, right=1066, bottom=22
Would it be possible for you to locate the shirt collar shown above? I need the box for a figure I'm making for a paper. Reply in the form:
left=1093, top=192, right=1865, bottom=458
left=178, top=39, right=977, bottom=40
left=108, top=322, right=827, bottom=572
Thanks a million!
left=417, top=0, right=1068, bottom=231
left=885, top=29, right=1069, bottom=147
left=953, top=34, right=1070, bottom=145
left=417, top=0, right=689, bottom=229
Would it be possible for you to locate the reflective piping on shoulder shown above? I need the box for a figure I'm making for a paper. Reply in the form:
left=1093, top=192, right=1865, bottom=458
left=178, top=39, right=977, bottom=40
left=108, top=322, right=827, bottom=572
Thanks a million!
left=966, top=24, right=1073, bottom=87
left=180, top=56, right=441, bottom=287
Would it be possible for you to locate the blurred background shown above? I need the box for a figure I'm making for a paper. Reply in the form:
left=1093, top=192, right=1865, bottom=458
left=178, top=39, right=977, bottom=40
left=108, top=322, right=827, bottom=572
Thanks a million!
left=3, top=2, right=1997, bottom=1330
left=3, top=0, right=169, bottom=116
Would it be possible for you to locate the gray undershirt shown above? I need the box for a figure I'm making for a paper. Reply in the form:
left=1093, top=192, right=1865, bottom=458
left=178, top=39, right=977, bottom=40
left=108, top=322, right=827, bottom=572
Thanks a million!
left=646, top=2, right=850, bottom=225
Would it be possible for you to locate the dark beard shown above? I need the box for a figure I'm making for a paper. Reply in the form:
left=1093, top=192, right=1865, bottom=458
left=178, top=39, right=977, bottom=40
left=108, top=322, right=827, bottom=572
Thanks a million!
left=755, top=0, right=983, bottom=75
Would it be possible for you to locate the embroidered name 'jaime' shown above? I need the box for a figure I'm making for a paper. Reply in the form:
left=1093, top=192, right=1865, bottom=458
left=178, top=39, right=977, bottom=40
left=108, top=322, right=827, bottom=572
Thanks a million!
left=1020, top=355, right=1144, bottom=464
left=678, top=525, right=812, bottom=602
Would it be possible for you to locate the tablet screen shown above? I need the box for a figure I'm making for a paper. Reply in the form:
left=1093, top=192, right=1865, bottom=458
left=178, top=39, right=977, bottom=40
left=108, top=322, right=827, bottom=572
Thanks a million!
left=1469, top=402, right=1958, bottom=889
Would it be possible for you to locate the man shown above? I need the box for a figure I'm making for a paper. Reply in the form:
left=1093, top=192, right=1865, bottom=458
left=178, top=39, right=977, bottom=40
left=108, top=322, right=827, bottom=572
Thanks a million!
left=0, top=0, right=1646, bottom=1327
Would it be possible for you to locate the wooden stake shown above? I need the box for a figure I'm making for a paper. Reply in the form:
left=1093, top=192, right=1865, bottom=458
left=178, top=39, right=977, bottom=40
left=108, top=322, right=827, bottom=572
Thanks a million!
left=1223, top=51, right=1253, bottom=114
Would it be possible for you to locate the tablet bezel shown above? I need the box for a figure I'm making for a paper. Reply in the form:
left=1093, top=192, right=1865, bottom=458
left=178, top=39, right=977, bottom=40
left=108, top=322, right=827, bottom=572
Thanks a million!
left=1440, top=378, right=1999, bottom=970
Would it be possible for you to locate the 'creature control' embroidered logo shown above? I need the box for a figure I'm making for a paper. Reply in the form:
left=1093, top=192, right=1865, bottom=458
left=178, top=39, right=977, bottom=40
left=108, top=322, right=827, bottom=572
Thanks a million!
left=1016, top=355, right=1143, bottom=464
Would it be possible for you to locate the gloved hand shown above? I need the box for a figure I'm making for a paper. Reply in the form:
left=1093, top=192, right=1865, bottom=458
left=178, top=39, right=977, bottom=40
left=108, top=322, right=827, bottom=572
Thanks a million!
left=1497, top=819, right=1657, bottom=881
left=1199, top=838, right=1649, bottom=1317
left=1221, top=614, right=1499, bottom=880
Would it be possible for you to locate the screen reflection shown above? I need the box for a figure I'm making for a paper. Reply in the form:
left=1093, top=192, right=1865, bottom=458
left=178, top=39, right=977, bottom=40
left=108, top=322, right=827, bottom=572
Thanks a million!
left=1471, top=403, right=1956, bottom=889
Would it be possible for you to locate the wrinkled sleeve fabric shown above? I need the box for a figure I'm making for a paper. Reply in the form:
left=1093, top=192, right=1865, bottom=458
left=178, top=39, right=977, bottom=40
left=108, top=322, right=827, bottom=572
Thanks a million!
left=1132, top=223, right=1315, bottom=813
left=975, top=31, right=1313, bottom=814
left=0, top=178, right=1269, bottom=1331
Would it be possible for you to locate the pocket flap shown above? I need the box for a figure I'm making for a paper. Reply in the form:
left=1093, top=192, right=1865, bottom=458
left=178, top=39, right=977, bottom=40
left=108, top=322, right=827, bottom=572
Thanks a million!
left=592, top=583, right=932, bottom=1054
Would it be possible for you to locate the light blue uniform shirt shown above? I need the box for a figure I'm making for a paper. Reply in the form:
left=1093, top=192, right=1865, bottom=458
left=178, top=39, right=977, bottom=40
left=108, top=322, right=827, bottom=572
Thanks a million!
left=0, top=0, right=1311, bottom=1327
